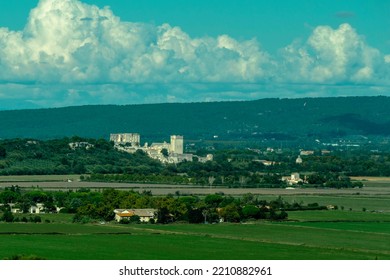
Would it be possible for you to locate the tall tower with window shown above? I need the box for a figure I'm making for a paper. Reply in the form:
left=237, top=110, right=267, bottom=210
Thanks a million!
left=170, top=135, right=183, bottom=154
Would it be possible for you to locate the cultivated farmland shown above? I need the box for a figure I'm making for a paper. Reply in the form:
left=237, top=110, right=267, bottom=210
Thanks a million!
left=1, top=176, right=390, bottom=260
left=0, top=219, right=389, bottom=260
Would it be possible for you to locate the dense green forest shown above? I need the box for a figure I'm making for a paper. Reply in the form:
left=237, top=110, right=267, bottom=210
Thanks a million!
left=0, top=137, right=162, bottom=176
left=1, top=96, right=390, bottom=143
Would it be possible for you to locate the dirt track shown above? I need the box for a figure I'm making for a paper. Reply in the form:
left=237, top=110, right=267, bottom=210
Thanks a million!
left=1, top=180, right=390, bottom=196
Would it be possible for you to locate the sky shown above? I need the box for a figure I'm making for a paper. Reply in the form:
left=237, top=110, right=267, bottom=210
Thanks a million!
left=0, top=0, right=389, bottom=110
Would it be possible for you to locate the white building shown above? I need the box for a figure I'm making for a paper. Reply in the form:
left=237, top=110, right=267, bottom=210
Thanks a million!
left=150, top=142, right=171, bottom=153
left=0, top=203, right=22, bottom=214
left=110, top=133, right=140, bottom=147
left=296, top=155, right=303, bottom=164
left=111, top=133, right=213, bottom=164
left=30, top=203, right=45, bottom=214
left=170, top=135, right=184, bottom=154
left=197, top=154, right=214, bottom=163
left=114, top=209, right=157, bottom=223
left=300, top=150, right=314, bottom=156
left=282, top=173, right=303, bottom=185
left=253, top=159, right=277, bottom=166
left=69, top=142, right=94, bottom=150
left=168, top=153, right=194, bottom=164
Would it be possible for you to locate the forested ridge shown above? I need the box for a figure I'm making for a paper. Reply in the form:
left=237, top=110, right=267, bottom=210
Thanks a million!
left=1, top=96, right=390, bottom=141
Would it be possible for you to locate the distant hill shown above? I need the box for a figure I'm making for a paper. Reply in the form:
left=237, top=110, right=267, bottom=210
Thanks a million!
left=1, top=96, right=390, bottom=142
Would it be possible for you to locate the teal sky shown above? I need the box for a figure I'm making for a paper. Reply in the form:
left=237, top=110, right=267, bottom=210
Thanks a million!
left=0, top=0, right=389, bottom=109
left=2, top=0, right=389, bottom=53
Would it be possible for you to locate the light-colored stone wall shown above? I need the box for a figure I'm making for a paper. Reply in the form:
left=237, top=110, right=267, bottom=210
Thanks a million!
left=110, top=133, right=140, bottom=146
left=170, top=135, right=183, bottom=154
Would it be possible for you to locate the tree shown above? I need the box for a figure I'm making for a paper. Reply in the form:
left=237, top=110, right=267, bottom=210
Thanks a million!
left=208, top=176, right=216, bottom=187
left=0, top=146, right=6, bottom=158
left=239, top=176, right=248, bottom=187
left=161, top=148, right=169, bottom=157
left=188, top=208, right=204, bottom=224
left=1, top=211, right=14, bottom=222
left=269, top=209, right=288, bottom=220
left=202, top=208, right=220, bottom=224
left=220, top=204, right=241, bottom=223
left=95, top=204, right=115, bottom=221
left=44, top=195, right=57, bottom=213
left=73, top=162, right=86, bottom=174
left=242, top=205, right=260, bottom=219
left=24, top=191, right=47, bottom=204
left=204, top=194, right=224, bottom=208
left=156, top=207, right=171, bottom=224
left=0, top=190, right=20, bottom=204
left=68, top=198, right=83, bottom=213
left=242, top=193, right=255, bottom=205
left=129, top=215, right=141, bottom=223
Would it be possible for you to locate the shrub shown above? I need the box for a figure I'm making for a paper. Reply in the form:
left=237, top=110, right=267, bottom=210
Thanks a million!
left=1, top=211, right=14, bottom=222
left=72, top=213, right=91, bottom=224
left=119, top=219, right=130, bottom=224
left=3, top=255, right=46, bottom=260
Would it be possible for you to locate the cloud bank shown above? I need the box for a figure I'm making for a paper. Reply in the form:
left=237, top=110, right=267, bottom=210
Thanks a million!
left=0, top=0, right=389, bottom=109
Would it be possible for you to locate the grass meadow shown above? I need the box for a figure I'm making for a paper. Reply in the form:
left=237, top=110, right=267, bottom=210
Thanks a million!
left=1, top=176, right=390, bottom=260
left=1, top=211, right=389, bottom=260
left=2, top=229, right=387, bottom=260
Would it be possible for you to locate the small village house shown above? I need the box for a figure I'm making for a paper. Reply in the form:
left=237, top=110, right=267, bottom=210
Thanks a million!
left=282, top=173, right=304, bottom=185
left=30, top=203, right=45, bottom=214
left=114, top=209, right=157, bottom=223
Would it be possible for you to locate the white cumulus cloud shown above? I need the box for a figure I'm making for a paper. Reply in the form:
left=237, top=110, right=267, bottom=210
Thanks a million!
left=0, top=0, right=272, bottom=85
left=280, top=23, right=386, bottom=84
left=0, top=0, right=389, bottom=109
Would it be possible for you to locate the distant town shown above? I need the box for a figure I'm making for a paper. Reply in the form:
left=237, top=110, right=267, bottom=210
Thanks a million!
left=110, top=133, right=213, bottom=164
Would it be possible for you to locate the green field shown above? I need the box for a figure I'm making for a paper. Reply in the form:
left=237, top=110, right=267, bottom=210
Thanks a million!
left=286, top=210, right=390, bottom=222
left=1, top=212, right=389, bottom=260
left=258, top=194, right=390, bottom=212
left=1, top=176, right=390, bottom=260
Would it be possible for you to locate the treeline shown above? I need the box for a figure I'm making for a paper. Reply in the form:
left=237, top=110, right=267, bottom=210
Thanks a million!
left=0, top=187, right=327, bottom=224
left=86, top=173, right=286, bottom=188
left=85, top=150, right=365, bottom=188
left=211, top=149, right=390, bottom=177
left=0, top=137, right=389, bottom=187
left=0, top=137, right=163, bottom=175
left=294, top=152, right=390, bottom=176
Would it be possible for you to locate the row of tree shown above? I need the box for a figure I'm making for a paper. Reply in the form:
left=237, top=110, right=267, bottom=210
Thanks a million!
left=0, top=212, right=42, bottom=223
left=0, top=187, right=335, bottom=223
